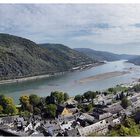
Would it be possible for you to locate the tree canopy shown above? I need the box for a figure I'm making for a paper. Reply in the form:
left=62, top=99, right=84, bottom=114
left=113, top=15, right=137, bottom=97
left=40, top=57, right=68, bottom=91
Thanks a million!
left=4, top=104, right=18, bottom=115
left=0, top=95, right=17, bottom=115
left=0, top=105, right=3, bottom=114
left=74, top=95, right=82, bottom=103
left=29, top=94, right=41, bottom=106
left=64, top=93, right=69, bottom=101
left=45, top=104, right=57, bottom=118
left=108, top=117, right=140, bottom=136
left=121, top=97, right=130, bottom=109
left=50, top=91, right=65, bottom=104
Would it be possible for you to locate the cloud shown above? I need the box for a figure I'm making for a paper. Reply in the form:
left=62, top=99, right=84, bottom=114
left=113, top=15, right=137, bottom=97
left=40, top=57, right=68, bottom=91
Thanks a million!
left=0, top=4, right=140, bottom=54
left=131, top=23, right=140, bottom=28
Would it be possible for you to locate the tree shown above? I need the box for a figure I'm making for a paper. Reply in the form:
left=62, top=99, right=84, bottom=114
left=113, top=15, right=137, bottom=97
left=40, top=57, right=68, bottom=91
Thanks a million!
left=129, top=125, right=140, bottom=136
left=0, top=95, right=5, bottom=105
left=4, top=104, right=18, bottom=115
left=40, top=97, right=46, bottom=108
left=83, top=91, right=91, bottom=102
left=1, top=96, right=14, bottom=108
left=90, top=91, right=96, bottom=105
left=108, top=130, right=119, bottom=136
left=26, top=103, right=33, bottom=113
left=83, top=103, right=93, bottom=112
left=29, top=94, right=41, bottom=107
left=132, top=84, right=140, bottom=92
left=124, top=117, right=136, bottom=128
left=103, top=92, right=108, bottom=96
left=119, top=125, right=129, bottom=136
left=20, top=110, right=31, bottom=117
left=108, top=88, right=114, bottom=93
left=134, top=110, right=140, bottom=123
left=121, top=97, right=130, bottom=109
left=108, top=117, right=140, bottom=136
left=64, top=93, right=69, bottom=101
left=50, top=91, right=64, bottom=104
left=45, top=104, right=57, bottom=118
left=74, top=95, right=82, bottom=103
left=34, top=107, right=41, bottom=115
left=0, top=105, right=3, bottom=114
left=116, top=94, right=120, bottom=100
left=126, top=92, right=129, bottom=97
left=19, top=95, right=30, bottom=111
left=120, top=91, right=125, bottom=100
left=0, top=95, right=17, bottom=115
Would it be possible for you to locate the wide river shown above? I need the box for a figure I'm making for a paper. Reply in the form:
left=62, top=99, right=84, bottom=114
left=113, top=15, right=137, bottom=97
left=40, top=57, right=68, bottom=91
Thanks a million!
left=1, top=60, right=140, bottom=104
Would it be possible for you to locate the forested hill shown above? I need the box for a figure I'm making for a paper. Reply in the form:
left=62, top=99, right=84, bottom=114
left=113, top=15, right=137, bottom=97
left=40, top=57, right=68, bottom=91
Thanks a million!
left=74, top=48, right=138, bottom=62
left=0, top=34, right=96, bottom=80
left=128, top=56, right=140, bottom=65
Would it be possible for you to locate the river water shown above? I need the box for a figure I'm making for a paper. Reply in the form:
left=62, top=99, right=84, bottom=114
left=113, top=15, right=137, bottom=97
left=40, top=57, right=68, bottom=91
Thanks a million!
left=0, top=60, right=140, bottom=104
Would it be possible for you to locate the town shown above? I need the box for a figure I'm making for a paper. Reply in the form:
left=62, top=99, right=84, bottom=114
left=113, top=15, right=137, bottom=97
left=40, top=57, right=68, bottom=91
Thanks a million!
left=1, top=80, right=140, bottom=136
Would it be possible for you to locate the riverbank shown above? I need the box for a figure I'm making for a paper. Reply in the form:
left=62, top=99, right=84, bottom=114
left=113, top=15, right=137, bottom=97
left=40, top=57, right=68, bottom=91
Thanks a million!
left=0, top=62, right=104, bottom=85
left=78, top=71, right=130, bottom=84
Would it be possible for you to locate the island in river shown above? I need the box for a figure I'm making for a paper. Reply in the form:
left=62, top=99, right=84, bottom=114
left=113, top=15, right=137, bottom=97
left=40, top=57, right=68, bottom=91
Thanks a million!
left=77, top=71, right=130, bottom=84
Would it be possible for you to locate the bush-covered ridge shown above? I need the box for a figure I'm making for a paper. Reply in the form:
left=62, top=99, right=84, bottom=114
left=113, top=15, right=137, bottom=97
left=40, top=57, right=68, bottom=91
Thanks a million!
left=0, top=34, right=95, bottom=80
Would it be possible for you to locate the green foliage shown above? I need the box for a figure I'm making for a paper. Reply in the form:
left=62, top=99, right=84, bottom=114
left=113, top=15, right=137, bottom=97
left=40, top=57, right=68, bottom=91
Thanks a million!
left=45, top=96, right=52, bottom=104
left=0, top=33, right=94, bottom=80
left=124, top=117, right=136, bottom=128
left=132, top=84, right=140, bottom=92
left=34, top=107, right=41, bottom=115
left=0, top=95, right=17, bottom=115
left=50, top=91, right=65, bottom=104
left=121, top=97, right=130, bottom=109
left=64, top=93, right=69, bottom=101
left=83, top=91, right=91, bottom=101
left=120, top=92, right=125, bottom=100
left=0, top=105, right=3, bottom=114
left=4, top=104, right=18, bottom=115
left=74, top=95, right=82, bottom=103
left=77, top=104, right=82, bottom=109
left=1, top=96, right=14, bottom=108
left=26, top=104, right=33, bottom=113
left=106, top=86, right=128, bottom=95
left=19, top=95, right=39, bottom=114
left=108, top=117, right=140, bottom=136
left=83, top=103, right=93, bottom=112
left=119, top=125, right=130, bottom=136
left=45, top=104, right=57, bottom=118
left=20, top=111, right=31, bottom=117
left=29, top=94, right=41, bottom=106
left=90, top=91, right=97, bottom=99
left=108, top=87, right=114, bottom=93
left=19, top=95, right=30, bottom=110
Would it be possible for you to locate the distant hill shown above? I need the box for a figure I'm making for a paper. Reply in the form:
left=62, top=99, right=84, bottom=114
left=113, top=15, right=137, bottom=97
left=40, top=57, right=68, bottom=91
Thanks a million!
left=128, top=56, right=140, bottom=65
left=74, top=48, right=138, bottom=62
left=0, top=34, right=95, bottom=80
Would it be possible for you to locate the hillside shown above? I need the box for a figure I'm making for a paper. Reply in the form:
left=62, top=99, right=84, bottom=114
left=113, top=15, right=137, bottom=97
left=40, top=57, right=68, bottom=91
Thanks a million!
left=74, top=48, right=137, bottom=62
left=128, top=56, right=140, bottom=65
left=0, top=34, right=95, bottom=80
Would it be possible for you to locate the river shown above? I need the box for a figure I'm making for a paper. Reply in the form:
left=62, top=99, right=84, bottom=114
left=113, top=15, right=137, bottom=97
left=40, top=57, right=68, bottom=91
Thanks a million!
left=0, top=60, right=140, bottom=104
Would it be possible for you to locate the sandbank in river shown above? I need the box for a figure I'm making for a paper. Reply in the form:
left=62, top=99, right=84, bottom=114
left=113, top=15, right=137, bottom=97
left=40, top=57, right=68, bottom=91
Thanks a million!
left=77, top=71, right=130, bottom=84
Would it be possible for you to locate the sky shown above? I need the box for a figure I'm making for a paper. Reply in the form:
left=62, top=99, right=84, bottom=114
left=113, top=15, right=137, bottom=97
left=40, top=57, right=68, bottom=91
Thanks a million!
left=0, top=4, right=140, bottom=54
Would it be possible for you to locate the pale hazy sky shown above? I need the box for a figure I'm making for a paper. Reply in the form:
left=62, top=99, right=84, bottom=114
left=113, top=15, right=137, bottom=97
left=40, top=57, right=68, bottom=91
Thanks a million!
left=0, top=4, right=140, bottom=54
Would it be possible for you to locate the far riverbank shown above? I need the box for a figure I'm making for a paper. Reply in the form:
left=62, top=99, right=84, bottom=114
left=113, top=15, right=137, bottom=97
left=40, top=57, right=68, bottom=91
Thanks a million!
left=0, top=62, right=104, bottom=85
